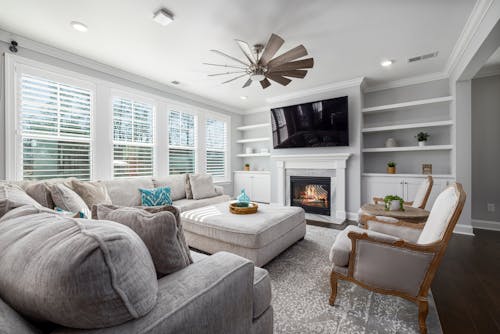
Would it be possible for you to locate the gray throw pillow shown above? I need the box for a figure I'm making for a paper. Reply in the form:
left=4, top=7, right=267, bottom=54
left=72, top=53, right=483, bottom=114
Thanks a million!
left=71, top=179, right=112, bottom=209
left=95, top=205, right=193, bottom=276
left=50, top=183, right=91, bottom=218
left=0, top=205, right=158, bottom=329
left=189, top=174, right=217, bottom=200
left=185, top=174, right=194, bottom=199
left=0, top=184, right=40, bottom=217
left=24, top=182, right=54, bottom=208
left=153, top=174, right=187, bottom=200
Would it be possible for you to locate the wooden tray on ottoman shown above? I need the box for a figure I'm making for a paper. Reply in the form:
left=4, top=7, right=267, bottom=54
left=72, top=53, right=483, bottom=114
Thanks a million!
left=229, top=202, right=258, bottom=214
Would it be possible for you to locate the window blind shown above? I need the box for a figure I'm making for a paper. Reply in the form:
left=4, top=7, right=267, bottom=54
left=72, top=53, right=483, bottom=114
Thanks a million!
left=169, top=110, right=196, bottom=174
left=113, top=97, right=154, bottom=178
left=19, top=74, right=92, bottom=180
left=206, top=118, right=227, bottom=178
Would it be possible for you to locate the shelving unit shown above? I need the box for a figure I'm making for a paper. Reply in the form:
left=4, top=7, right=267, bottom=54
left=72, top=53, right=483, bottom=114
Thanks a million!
left=236, top=123, right=270, bottom=131
left=362, top=120, right=453, bottom=133
left=362, top=96, right=453, bottom=113
left=362, top=145, right=453, bottom=153
left=362, top=173, right=455, bottom=178
left=236, top=153, right=271, bottom=158
left=236, top=137, right=270, bottom=144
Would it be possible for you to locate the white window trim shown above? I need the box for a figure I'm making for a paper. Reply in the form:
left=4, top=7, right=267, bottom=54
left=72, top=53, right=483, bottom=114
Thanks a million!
left=168, top=106, right=198, bottom=175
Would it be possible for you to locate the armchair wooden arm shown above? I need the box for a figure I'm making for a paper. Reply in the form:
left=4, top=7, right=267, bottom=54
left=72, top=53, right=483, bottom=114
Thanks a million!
left=372, top=196, right=384, bottom=204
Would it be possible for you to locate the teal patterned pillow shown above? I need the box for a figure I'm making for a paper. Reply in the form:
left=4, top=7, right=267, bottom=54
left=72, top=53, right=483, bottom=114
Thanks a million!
left=139, top=187, right=172, bottom=206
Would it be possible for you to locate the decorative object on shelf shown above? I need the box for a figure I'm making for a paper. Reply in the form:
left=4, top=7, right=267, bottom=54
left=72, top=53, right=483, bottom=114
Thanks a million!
left=422, top=164, right=433, bottom=175
left=383, top=195, right=405, bottom=211
left=244, top=163, right=250, bottom=171
left=415, top=132, right=430, bottom=146
left=229, top=201, right=259, bottom=214
left=387, top=161, right=396, bottom=174
left=260, top=148, right=269, bottom=153
left=385, top=138, right=397, bottom=148
left=245, top=147, right=254, bottom=154
left=236, top=189, right=251, bottom=206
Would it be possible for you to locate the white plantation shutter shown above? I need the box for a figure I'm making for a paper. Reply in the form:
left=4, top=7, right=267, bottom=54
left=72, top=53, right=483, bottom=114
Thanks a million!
left=169, top=110, right=196, bottom=174
left=206, top=118, right=227, bottom=179
left=19, top=74, right=92, bottom=180
left=113, top=97, right=154, bottom=178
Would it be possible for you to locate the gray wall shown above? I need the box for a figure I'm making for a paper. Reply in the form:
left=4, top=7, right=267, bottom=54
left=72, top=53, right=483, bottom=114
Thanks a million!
left=471, top=74, right=500, bottom=222
left=0, top=41, right=243, bottom=194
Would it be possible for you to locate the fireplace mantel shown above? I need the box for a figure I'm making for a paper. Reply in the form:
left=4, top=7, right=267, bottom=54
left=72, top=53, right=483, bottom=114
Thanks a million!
left=271, top=153, right=351, bottom=222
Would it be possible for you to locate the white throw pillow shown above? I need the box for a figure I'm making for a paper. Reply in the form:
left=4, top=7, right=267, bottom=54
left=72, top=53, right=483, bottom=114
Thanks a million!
left=50, top=184, right=91, bottom=218
left=189, top=174, right=217, bottom=200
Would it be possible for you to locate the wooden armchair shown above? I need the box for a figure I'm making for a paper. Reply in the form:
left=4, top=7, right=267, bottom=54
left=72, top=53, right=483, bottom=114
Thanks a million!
left=373, top=175, right=434, bottom=209
left=329, top=183, right=466, bottom=334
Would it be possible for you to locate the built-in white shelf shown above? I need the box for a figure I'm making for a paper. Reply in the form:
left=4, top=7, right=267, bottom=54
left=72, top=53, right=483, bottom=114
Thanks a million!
left=362, top=145, right=453, bottom=153
left=362, top=120, right=453, bottom=133
left=236, top=153, right=271, bottom=158
left=236, top=123, right=270, bottom=131
left=236, top=137, right=270, bottom=144
left=362, top=96, right=453, bottom=113
left=234, top=170, right=271, bottom=174
left=362, top=173, right=455, bottom=179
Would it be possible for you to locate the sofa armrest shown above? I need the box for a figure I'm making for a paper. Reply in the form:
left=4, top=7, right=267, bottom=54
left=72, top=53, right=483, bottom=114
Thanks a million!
left=366, top=218, right=424, bottom=243
left=52, top=252, right=255, bottom=334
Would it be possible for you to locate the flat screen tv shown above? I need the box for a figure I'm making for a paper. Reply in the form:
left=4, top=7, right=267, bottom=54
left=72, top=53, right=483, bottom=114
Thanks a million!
left=271, top=96, right=348, bottom=149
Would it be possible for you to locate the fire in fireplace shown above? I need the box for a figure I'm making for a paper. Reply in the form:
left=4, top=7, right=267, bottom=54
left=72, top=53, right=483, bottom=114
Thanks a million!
left=290, top=176, right=331, bottom=215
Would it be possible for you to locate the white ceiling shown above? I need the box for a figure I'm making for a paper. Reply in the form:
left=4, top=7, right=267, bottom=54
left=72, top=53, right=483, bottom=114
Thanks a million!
left=0, top=0, right=476, bottom=111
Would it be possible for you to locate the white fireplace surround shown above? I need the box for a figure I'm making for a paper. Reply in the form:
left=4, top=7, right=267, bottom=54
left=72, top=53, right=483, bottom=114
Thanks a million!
left=272, top=153, right=351, bottom=223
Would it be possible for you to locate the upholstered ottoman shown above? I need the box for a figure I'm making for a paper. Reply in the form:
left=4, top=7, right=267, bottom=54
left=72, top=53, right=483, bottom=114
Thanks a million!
left=181, top=202, right=306, bottom=267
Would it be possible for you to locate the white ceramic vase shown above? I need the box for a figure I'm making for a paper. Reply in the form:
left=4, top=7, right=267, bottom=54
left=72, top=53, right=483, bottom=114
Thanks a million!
left=418, top=141, right=426, bottom=147
left=385, top=138, right=397, bottom=148
left=388, top=200, right=401, bottom=211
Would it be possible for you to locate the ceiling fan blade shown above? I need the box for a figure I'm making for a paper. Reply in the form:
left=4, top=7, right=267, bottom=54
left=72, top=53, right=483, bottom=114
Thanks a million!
left=242, top=78, right=252, bottom=88
left=260, top=78, right=271, bottom=89
left=203, top=62, right=247, bottom=70
left=271, top=69, right=307, bottom=78
left=210, top=50, right=249, bottom=67
left=266, top=73, right=292, bottom=86
left=235, top=39, right=256, bottom=64
left=208, top=71, right=247, bottom=77
left=267, top=45, right=308, bottom=69
left=259, top=33, right=285, bottom=65
left=268, top=58, right=314, bottom=72
left=222, top=73, right=248, bottom=84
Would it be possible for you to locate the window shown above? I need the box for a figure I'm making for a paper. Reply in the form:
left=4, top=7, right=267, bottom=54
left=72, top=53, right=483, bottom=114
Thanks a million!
left=169, top=110, right=196, bottom=174
left=19, top=74, right=92, bottom=180
left=113, top=97, right=154, bottom=178
left=206, top=118, right=227, bottom=179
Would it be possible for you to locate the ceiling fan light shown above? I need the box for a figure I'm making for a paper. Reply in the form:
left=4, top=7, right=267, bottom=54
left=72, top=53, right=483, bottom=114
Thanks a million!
left=251, top=74, right=266, bottom=81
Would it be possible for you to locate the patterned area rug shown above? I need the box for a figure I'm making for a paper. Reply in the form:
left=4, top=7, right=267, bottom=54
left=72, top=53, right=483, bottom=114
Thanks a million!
left=263, top=225, right=442, bottom=334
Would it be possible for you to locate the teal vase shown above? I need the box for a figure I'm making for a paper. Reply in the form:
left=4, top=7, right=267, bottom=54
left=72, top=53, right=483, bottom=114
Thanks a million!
left=237, top=189, right=250, bottom=207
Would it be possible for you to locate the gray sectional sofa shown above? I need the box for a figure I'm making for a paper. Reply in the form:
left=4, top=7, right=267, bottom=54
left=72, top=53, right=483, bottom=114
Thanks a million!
left=0, top=175, right=273, bottom=334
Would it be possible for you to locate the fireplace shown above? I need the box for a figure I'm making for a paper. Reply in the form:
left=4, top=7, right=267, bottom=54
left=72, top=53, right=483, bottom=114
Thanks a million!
left=290, top=176, right=331, bottom=216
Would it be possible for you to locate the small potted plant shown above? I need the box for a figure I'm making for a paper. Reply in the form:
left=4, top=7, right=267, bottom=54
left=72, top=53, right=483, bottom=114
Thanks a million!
left=415, top=132, right=430, bottom=147
left=383, top=195, right=405, bottom=211
left=387, top=161, right=396, bottom=174
left=244, top=163, right=250, bottom=171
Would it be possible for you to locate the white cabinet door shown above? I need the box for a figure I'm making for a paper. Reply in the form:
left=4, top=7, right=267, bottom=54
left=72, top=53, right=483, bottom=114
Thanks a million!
left=234, top=173, right=252, bottom=199
left=404, top=178, right=423, bottom=203
left=399, top=177, right=454, bottom=210
left=251, top=174, right=271, bottom=203
left=362, top=176, right=404, bottom=204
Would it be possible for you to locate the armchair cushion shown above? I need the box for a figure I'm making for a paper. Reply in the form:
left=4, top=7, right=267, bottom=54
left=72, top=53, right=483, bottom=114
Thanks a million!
left=366, top=219, right=422, bottom=243
left=329, top=225, right=400, bottom=267
left=412, top=177, right=431, bottom=208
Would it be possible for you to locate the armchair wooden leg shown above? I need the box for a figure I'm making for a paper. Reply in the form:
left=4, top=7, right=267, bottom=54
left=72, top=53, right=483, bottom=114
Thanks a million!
left=418, top=300, right=428, bottom=334
left=329, top=271, right=338, bottom=306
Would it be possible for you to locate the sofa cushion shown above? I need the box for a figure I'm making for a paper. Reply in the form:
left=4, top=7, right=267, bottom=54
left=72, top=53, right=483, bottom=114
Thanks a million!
left=70, top=179, right=112, bottom=209
left=95, top=205, right=192, bottom=276
left=0, top=205, right=158, bottom=329
left=50, top=184, right=90, bottom=218
left=153, top=175, right=187, bottom=201
left=0, top=184, right=40, bottom=217
left=173, top=195, right=231, bottom=212
left=0, top=297, right=40, bottom=334
left=139, top=187, right=173, bottom=206
left=189, top=174, right=217, bottom=200
left=185, top=174, right=194, bottom=199
left=102, top=177, right=154, bottom=206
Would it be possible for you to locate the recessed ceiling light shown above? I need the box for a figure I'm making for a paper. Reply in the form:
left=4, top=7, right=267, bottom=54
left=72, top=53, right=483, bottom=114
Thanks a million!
left=381, top=60, right=393, bottom=67
left=240, top=96, right=248, bottom=100
left=153, top=9, right=174, bottom=26
left=70, top=21, right=88, bottom=32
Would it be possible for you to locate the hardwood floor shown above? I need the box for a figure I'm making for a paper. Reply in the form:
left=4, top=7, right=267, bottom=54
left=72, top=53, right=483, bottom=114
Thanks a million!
left=432, top=229, right=500, bottom=334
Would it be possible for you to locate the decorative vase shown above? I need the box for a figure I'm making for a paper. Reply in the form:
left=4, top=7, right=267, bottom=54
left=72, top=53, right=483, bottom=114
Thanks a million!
left=245, top=147, right=254, bottom=154
left=237, top=189, right=250, bottom=206
left=418, top=141, right=426, bottom=147
left=386, top=200, right=401, bottom=211
left=244, top=165, right=250, bottom=171
left=385, top=138, right=397, bottom=148
left=387, top=166, right=396, bottom=174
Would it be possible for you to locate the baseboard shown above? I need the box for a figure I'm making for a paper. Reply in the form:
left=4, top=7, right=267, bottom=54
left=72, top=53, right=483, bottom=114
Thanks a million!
left=453, top=224, right=475, bottom=236
left=472, top=219, right=500, bottom=232
left=347, top=211, right=359, bottom=222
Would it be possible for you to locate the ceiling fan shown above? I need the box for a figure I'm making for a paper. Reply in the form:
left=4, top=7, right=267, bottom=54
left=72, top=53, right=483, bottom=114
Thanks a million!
left=203, top=33, right=314, bottom=89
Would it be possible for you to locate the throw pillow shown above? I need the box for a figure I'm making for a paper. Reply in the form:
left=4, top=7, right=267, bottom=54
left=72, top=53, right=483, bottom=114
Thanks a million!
left=70, top=179, right=112, bottom=209
left=24, top=182, right=54, bottom=208
left=95, top=204, right=193, bottom=276
left=153, top=174, right=187, bottom=200
left=185, top=174, right=194, bottom=199
left=50, top=184, right=90, bottom=218
left=0, top=184, right=40, bottom=217
left=139, top=187, right=172, bottom=206
left=189, top=174, right=217, bottom=200
left=0, top=206, right=158, bottom=329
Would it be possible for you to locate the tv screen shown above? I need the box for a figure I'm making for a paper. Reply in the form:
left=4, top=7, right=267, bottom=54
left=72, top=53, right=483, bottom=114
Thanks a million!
left=271, top=96, right=349, bottom=149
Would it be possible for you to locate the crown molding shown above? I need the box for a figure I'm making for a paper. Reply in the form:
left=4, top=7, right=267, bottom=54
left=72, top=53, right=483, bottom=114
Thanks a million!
left=0, top=28, right=244, bottom=115
left=363, top=72, right=449, bottom=93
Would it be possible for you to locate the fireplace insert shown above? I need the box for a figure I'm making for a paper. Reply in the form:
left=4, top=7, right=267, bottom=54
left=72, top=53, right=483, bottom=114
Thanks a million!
left=290, top=176, right=331, bottom=216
